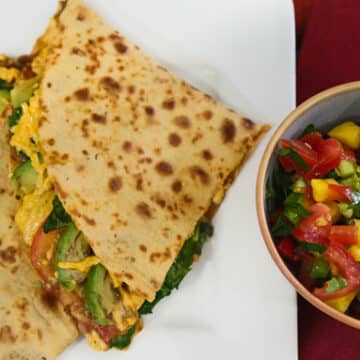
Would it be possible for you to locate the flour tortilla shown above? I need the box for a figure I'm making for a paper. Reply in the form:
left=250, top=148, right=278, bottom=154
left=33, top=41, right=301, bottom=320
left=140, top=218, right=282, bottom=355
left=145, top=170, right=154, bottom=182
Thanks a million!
left=0, top=116, right=78, bottom=359
left=38, top=0, right=270, bottom=301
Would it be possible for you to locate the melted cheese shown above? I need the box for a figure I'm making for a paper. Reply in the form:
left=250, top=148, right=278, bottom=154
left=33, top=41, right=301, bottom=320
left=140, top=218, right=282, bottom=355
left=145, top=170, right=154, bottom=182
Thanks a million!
left=0, top=67, right=19, bottom=82
left=86, top=331, right=109, bottom=351
left=58, top=256, right=101, bottom=273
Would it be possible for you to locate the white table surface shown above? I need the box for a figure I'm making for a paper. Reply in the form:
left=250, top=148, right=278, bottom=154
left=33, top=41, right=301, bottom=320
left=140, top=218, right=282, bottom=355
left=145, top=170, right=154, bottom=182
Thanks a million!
left=0, top=0, right=296, bottom=359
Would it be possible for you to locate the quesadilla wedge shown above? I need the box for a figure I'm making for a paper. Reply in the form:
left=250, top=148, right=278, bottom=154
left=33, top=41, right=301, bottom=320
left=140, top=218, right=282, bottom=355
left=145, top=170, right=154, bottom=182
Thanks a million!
left=1, top=0, right=270, bottom=351
left=0, top=105, right=78, bottom=359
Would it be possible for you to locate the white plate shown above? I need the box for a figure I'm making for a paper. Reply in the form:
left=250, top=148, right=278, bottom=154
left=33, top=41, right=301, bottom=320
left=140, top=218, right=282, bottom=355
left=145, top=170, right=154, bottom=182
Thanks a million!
left=0, top=1, right=296, bottom=359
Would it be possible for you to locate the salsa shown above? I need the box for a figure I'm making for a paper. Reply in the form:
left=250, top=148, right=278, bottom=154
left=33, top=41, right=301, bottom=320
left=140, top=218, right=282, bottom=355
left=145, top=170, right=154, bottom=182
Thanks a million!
left=267, top=121, right=360, bottom=315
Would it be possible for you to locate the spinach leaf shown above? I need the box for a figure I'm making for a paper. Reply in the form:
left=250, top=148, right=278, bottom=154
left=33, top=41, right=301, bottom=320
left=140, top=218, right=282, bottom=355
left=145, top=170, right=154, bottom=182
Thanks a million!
left=279, top=148, right=310, bottom=170
left=0, top=79, right=11, bottom=90
left=301, top=124, right=316, bottom=136
left=110, top=324, right=136, bottom=349
left=44, top=196, right=72, bottom=233
left=8, top=107, right=23, bottom=129
left=139, top=221, right=213, bottom=315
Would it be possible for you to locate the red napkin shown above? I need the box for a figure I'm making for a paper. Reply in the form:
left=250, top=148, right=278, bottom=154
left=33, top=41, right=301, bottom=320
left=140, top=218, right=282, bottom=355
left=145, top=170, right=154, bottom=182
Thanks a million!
left=297, top=1, right=360, bottom=359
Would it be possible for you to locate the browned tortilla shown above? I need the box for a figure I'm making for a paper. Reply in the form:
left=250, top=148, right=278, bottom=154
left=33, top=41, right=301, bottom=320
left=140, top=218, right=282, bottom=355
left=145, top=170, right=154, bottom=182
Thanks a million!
left=0, top=116, right=78, bottom=359
left=37, top=0, right=270, bottom=301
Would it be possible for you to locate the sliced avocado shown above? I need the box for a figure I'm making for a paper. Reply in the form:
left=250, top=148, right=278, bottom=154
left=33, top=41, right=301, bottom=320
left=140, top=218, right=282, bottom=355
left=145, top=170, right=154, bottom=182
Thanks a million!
left=55, top=223, right=91, bottom=291
left=10, top=76, right=39, bottom=108
left=12, top=160, right=38, bottom=194
left=84, top=263, right=117, bottom=326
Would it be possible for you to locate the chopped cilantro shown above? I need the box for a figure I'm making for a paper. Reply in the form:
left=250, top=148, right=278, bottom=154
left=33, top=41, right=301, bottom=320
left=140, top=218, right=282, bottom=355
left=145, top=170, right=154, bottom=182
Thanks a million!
left=279, top=147, right=310, bottom=170
left=43, top=196, right=72, bottom=233
left=299, top=241, right=326, bottom=254
left=326, top=277, right=347, bottom=294
left=139, top=221, right=213, bottom=315
left=283, top=193, right=310, bottom=225
left=271, top=216, right=292, bottom=237
left=301, top=124, right=316, bottom=136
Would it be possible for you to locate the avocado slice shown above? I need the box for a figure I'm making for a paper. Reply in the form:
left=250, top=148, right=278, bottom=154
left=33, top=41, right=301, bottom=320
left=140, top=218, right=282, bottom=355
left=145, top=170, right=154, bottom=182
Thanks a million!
left=84, top=263, right=117, bottom=326
left=10, top=76, right=39, bottom=108
left=55, top=223, right=92, bottom=291
left=12, top=160, right=38, bottom=194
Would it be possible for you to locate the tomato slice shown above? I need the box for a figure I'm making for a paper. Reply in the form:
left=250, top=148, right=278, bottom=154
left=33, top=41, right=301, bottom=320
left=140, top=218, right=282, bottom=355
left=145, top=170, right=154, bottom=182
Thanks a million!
left=307, top=138, right=342, bottom=178
left=342, top=146, right=356, bottom=161
left=314, top=244, right=360, bottom=301
left=327, top=184, right=353, bottom=202
left=30, top=225, right=60, bottom=281
left=277, top=237, right=297, bottom=261
left=293, top=203, right=332, bottom=244
left=329, top=225, right=358, bottom=245
left=281, top=139, right=318, bottom=167
left=299, top=131, right=323, bottom=151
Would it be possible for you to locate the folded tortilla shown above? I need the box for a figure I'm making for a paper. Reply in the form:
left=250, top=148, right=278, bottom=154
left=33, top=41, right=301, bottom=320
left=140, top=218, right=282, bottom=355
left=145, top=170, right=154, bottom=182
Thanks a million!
left=0, top=115, right=78, bottom=359
left=3, top=0, right=270, bottom=351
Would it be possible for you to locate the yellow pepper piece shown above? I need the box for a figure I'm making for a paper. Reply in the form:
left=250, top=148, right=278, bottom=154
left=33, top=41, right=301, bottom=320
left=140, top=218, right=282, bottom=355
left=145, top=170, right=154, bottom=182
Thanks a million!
left=58, top=256, right=100, bottom=273
left=325, top=201, right=341, bottom=223
left=311, top=179, right=339, bottom=202
left=328, top=121, right=360, bottom=149
left=326, top=291, right=357, bottom=313
left=348, top=245, right=360, bottom=261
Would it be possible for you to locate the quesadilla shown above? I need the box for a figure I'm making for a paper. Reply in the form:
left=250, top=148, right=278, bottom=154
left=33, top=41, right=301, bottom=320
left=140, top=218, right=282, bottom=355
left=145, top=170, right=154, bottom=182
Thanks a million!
left=1, top=0, right=270, bottom=351
left=0, top=107, right=78, bottom=359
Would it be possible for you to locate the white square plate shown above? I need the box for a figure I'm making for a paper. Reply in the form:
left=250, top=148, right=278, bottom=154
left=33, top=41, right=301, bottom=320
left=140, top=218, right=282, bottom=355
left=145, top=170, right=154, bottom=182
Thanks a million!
left=0, top=1, right=296, bottom=359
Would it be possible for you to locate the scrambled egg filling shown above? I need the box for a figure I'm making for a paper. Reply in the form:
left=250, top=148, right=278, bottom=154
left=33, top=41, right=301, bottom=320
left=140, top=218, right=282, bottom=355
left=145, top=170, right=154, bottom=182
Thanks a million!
left=0, top=67, right=19, bottom=83
left=10, top=91, right=55, bottom=243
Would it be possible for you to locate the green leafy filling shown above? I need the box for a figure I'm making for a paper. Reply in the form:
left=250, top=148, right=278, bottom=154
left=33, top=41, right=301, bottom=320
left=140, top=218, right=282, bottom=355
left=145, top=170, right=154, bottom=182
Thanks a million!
left=110, top=325, right=136, bottom=349
left=301, top=124, right=317, bottom=136
left=8, top=107, right=23, bottom=129
left=139, top=221, right=213, bottom=315
left=44, top=196, right=73, bottom=233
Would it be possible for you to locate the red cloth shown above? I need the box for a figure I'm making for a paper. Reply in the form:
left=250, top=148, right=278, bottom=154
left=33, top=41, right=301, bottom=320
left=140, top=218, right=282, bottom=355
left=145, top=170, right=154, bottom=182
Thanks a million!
left=297, top=1, right=360, bottom=359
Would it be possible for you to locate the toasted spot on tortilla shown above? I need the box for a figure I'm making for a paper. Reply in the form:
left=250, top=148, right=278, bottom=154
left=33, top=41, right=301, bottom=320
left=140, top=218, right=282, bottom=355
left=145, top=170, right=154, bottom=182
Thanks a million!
left=183, top=194, right=193, bottom=204
left=0, top=246, right=17, bottom=263
left=47, top=138, right=55, bottom=146
left=77, top=10, right=86, bottom=21
left=54, top=182, right=68, bottom=199
left=162, top=98, right=175, bottom=110
left=107, top=161, right=116, bottom=169
left=113, top=41, right=128, bottom=54
left=82, top=149, right=89, bottom=156
left=155, top=161, right=173, bottom=176
left=150, top=278, right=159, bottom=289
left=127, top=85, right=136, bottom=94
left=124, top=273, right=133, bottom=280
left=242, top=117, right=256, bottom=130
left=73, top=88, right=90, bottom=101
left=152, top=194, right=166, bottom=208
left=99, top=76, right=121, bottom=94
left=202, top=149, right=213, bottom=160
left=71, top=47, right=86, bottom=56
left=144, top=106, right=155, bottom=116
left=91, top=113, right=107, bottom=124
left=122, top=141, right=132, bottom=152
left=83, top=215, right=96, bottom=226
left=76, top=164, right=85, bottom=172
left=108, top=176, right=123, bottom=193
left=169, top=133, right=182, bottom=147
left=221, top=118, right=236, bottom=143
left=150, top=248, right=171, bottom=263
left=41, top=288, right=58, bottom=310
left=173, top=115, right=191, bottom=128
left=0, top=325, right=16, bottom=343
left=139, top=244, right=147, bottom=252
left=136, top=176, right=143, bottom=191
left=135, top=202, right=152, bottom=219
left=37, top=329, right=43, bottom=341
left=171, top=180, right=182, bottom=193
left=22, top=322, right=30, bottom=330
left=203, top=110, right=213, bottom=120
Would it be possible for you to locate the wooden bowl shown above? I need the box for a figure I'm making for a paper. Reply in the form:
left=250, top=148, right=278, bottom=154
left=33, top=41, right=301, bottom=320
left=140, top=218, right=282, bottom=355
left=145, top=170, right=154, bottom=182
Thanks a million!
left=256, top=81, right=360, bottom=329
